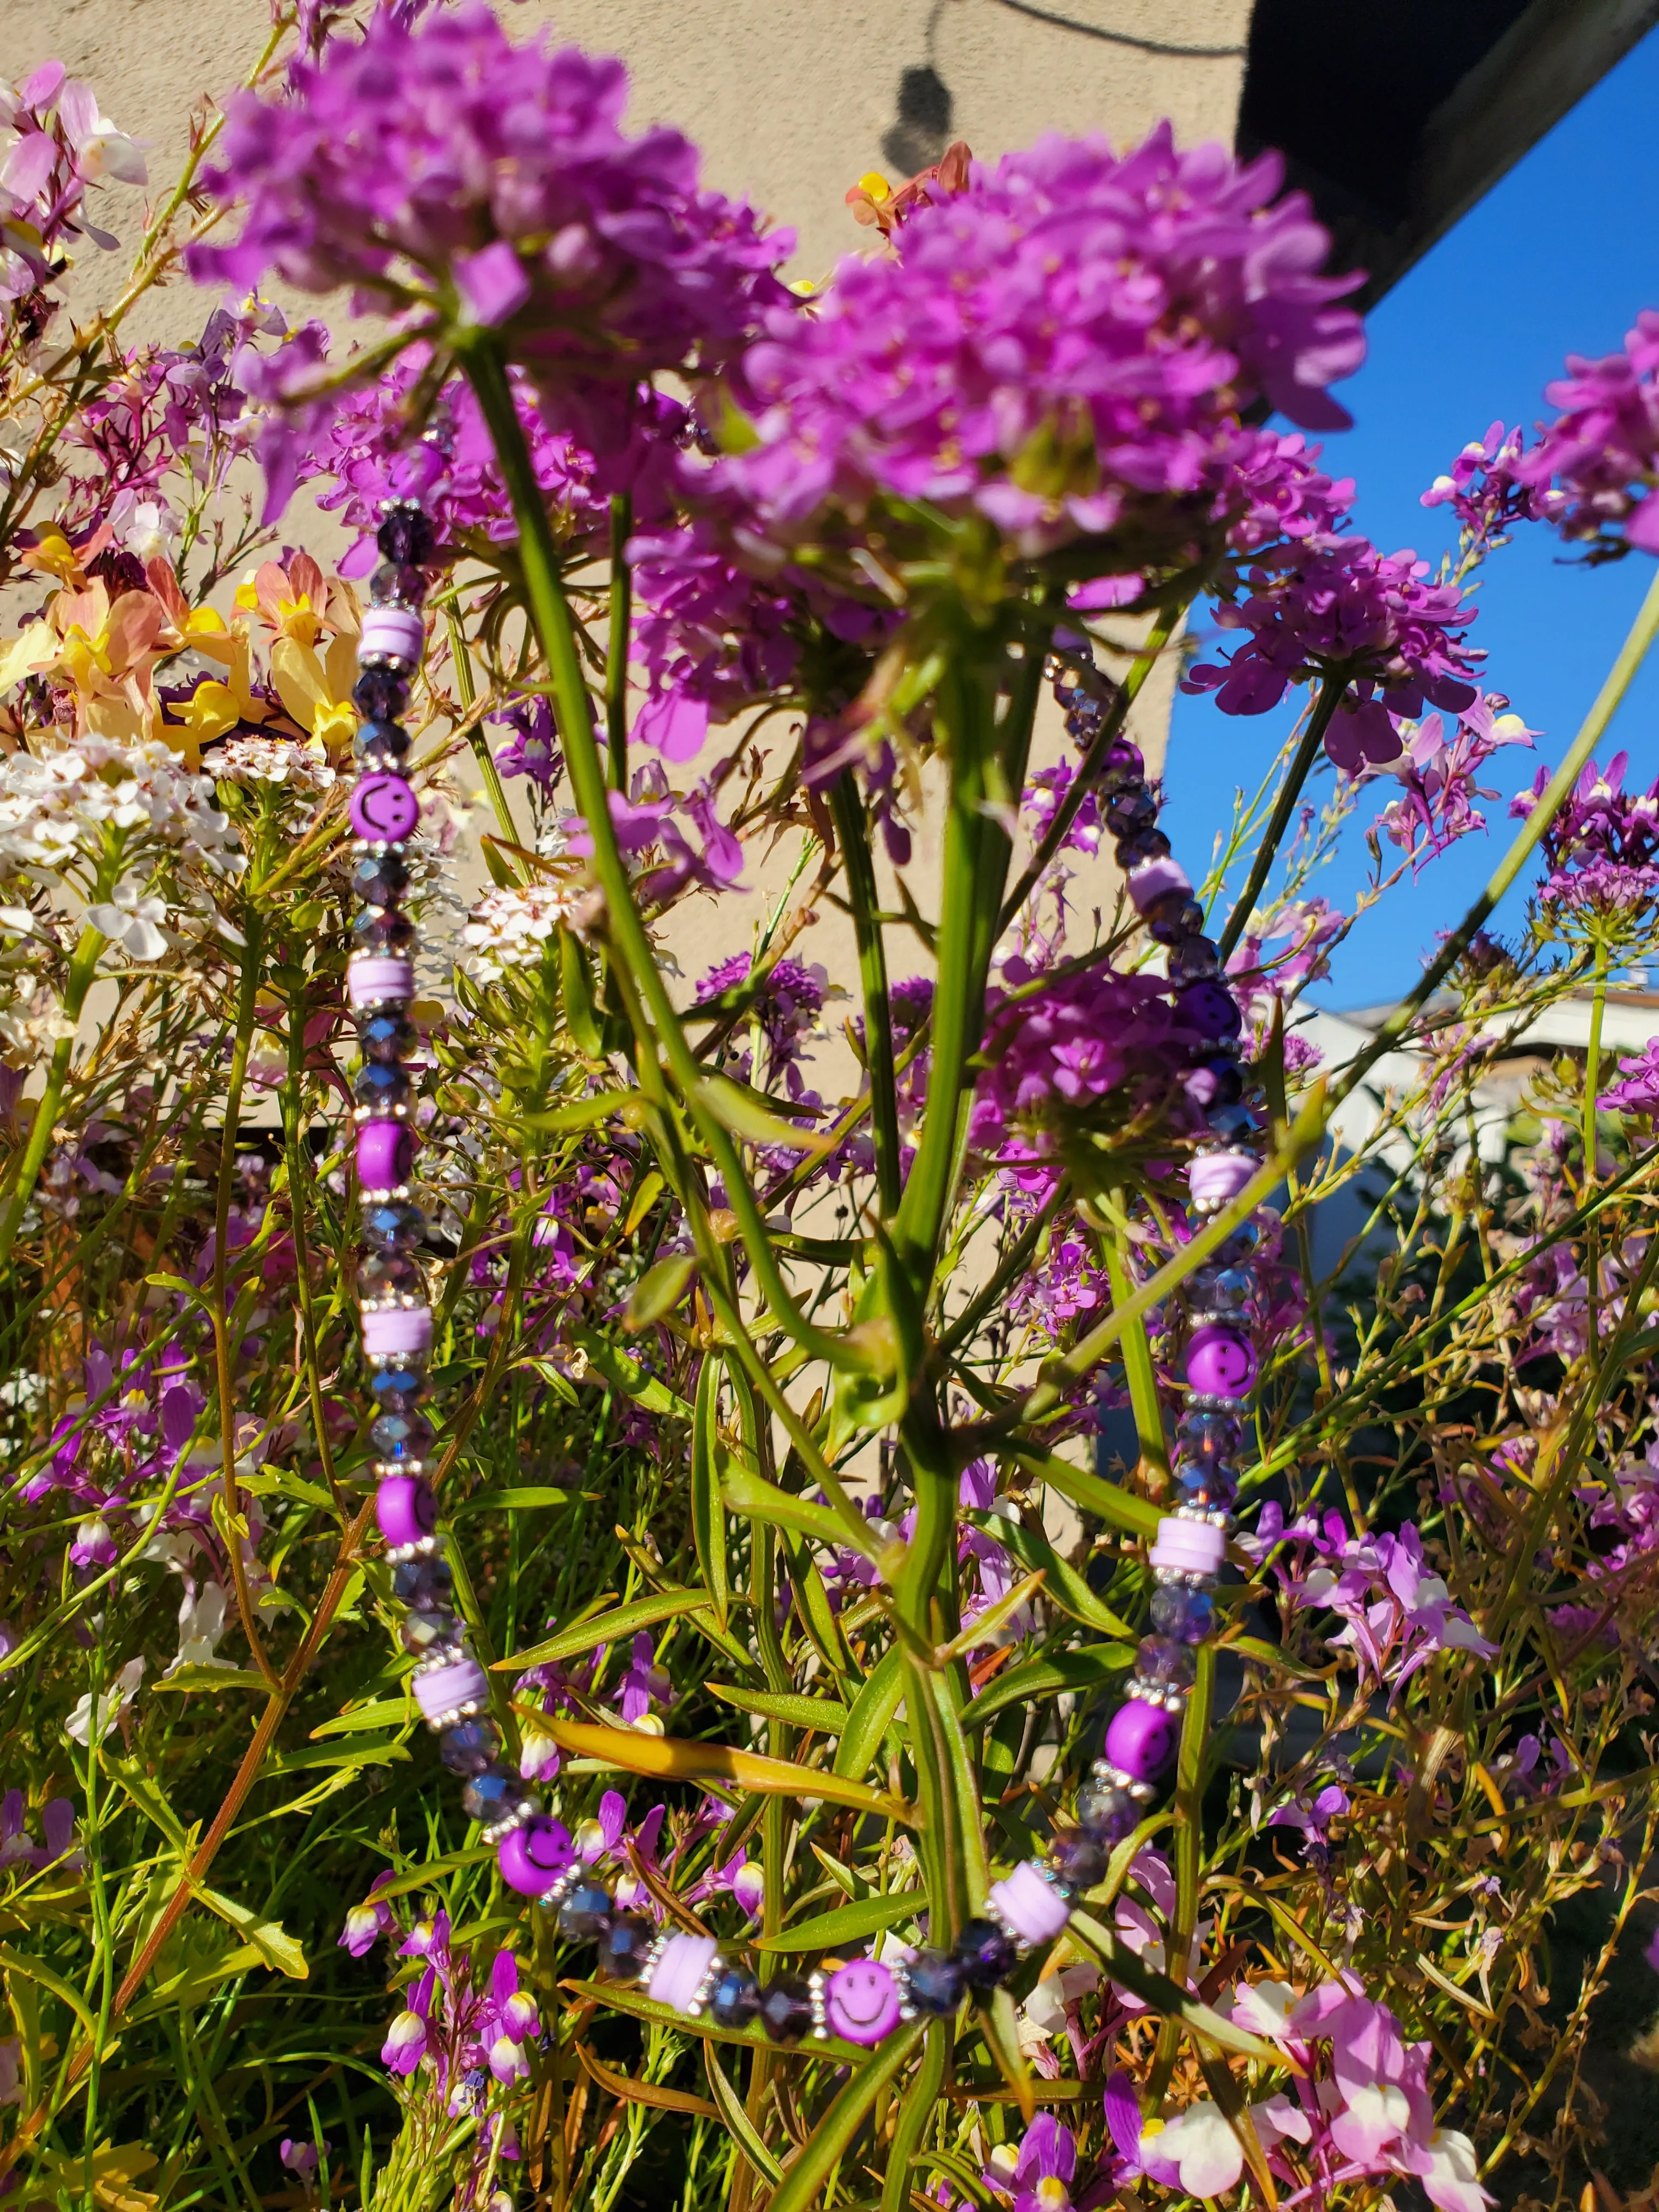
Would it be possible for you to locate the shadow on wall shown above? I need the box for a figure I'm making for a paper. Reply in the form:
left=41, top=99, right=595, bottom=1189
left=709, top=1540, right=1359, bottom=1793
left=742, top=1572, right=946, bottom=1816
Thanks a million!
left=882, top=64, right=954, bottom=176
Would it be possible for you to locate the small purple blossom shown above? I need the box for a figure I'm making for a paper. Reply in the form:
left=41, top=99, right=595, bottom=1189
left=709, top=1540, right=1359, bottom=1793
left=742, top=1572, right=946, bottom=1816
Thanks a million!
left=1511, top=311, right=1659, bottom=559
left=1513, top=751, right=1659, bottom=913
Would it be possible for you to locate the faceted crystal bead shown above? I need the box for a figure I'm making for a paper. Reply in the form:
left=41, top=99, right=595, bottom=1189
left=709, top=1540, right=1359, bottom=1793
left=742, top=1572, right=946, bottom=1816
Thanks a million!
left=361, top=1011, right=417, bottom=1062
left=1105, top=788, right=1157, bottom=838
left=1137, top=1634, right=1198, bottom=1690
left=353, top=719, right=410, bottom=770
left=903, top=1949, right=965, bottom=2014
left=951, top=1918, right=1018, bottom=1994
left=708, top=1963, right=761, bottom=2025
left=371, top=561, right=428, bottom=607
left=392, top=1554, right=453, bottom=1611
left=353, top=668, right=409, bottom=721
left=1205, top=1101, right=1261, bottom=1144
left=556, top=1881, right=614, bottom=1940
left=371, top=1367, right=427, bottom=1415
left=1150, top=898, right=1207, bottom=946
left=462, top=1763, right=531, bottom=1829
left=378, top=507, right=435, bottom=566
left=352, top=908, right=416, bottom=955
left=1174, top=1463, right=1239, bottom=1511
left=372, top=1410, right=435, bottom=1463
left=1064, top=704, right=1103, bottom=739
left=758, top=1977, right=815, bottom=2042
left=1188, top=1265, right=1253, bottom=1319
left=1169, top=935, right=1222, bottom=980
left=358, top=1251, right=425, bottom=1301
left=1075, top=1778, right=1139, bottom=1843
left=1049, top=1827, right=1110, bottom=1893
left=438, top=1717, right=498, bottom=1775
left=399, top=1606, right=461, bottom=1657
left=362, top=1199, right=426, bottom=1250
left=353, top=853, right=411, bottom=909
left=1116, top=827, right=1173, bottom=867
left=1212, top=1220, right=1261, bottom=1266
left=1097, top=739, right=1144, bottom=791
left=1150, top=1583, right=1216, bottom=1644
left=1177, top=1406, right=1244, bottom=1463
left=599, top=1915, right=656, bottom=1981
left=1193, top=1053, right=1246, bottom=1108
left=354, top=1062, right=413, bottom=1113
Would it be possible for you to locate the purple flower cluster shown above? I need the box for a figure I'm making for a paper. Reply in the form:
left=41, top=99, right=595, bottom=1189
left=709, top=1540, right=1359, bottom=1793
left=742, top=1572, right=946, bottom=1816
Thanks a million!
left=1420, top=419, right=1559, bottom=552
left=1511, top=750, right=1659, bottom=913
left=1, top=61, right=146, bottom=328
left=1599, top=1035, right=1659, bottom=1116
left=693, top=952, right=827, bottom=1101
left=191, top=7, right=791, bottom=461
left=709, top=127, right=1362, bottom=566
left=1372, top=695, right=1536, bottom=876
left=1185, top=538, right=1482, bottom=772
left=1510, top=311, right=1659, bottom=558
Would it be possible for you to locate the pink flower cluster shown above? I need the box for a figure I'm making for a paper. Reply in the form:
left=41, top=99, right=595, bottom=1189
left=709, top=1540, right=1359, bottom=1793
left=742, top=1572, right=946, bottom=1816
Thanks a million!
left=1420, top=419, right=1560, bottom=550
left=713, top=127, right=1363, bottom=563
left=1599, top=1034, right=1659, bottom=1116
left=1511, top=310, right=1659, bottom=558
left=1, top=61, right=146, bottom=318
left=1185, top=538, right=1482, bottom=772
left=1372, top=696, right=1536, bottom=876
left=1511, top=749, right=1659, bottom=913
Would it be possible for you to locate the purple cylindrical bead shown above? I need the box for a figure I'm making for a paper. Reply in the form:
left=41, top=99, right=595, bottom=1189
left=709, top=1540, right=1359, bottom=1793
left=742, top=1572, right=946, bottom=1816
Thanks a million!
left=1189, top=1150, right=1255, bottom=1206
left=413, top=1655, right=487, bottom=1724
left=359, top=607, right=425, bottom=664
left=348, top=955, right=415, bottom=1008
left=363, top=1305, right=433, bottom=1361
left=988, top=1860, right=1071, bottom=1945
left=357, top=1120, right=415, bottom=1190
left=1127, top=856, right=1193, bottom=913
left=644, top=1934, right=719, bottom=2014
left=1104, top=1699, right=1179, bottom=1780
left=375, top=1473, right=436, bottom=1547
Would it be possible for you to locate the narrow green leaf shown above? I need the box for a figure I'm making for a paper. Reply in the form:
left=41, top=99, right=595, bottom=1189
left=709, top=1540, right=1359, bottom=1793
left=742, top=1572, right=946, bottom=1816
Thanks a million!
left=709, top=1683, right=849, bottom=1734
left=451, top=1485, right=583, bottom=1517
left=1005, top=1444, right=1162, bottom=1539
left=501, top=1588, right=716, bottom=1669
left=192, top=1886, right=309, bottom=1979
left=557, top=924, right=603, bottom=1056
left=523, top=1088, right=631, bottom=1134
left=764, top=2022, right=923, bottom=2212
left=693, top=1070, right=834, bottom=1154
left=702, top=2044, right=785, bottom=2186
left=624, top=1169, right=665, bottom=1237
left=722, top=1461, right=875, bottom=1559
left=976, top=1988, right=1035, bottom=2122
left=0, top=1943, right=100, bottom=2042
left=972, top=1511, right=1133, bottom=1636
left=833, top=1646, right=905, bottom=1781
left=691, top=1353, right=729, bottom=1630
left=961, top=1644, right=1135, bottom=1730
left=567, top=1329, right=694, bottom=1421
left=752, top=1889, right=921, bottom=1953
left=150, top=1666, right=269, bottom=1694
left=625, top=1252, right=697, bottom=1330
left=311, top=1699, right=411, bottom=1739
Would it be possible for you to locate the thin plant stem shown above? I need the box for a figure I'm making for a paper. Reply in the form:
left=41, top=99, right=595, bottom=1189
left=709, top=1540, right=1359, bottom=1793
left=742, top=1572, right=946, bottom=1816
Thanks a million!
left=606, top=492, right=633, bottom=789
left=1215, top=675, right=1344, bottom=962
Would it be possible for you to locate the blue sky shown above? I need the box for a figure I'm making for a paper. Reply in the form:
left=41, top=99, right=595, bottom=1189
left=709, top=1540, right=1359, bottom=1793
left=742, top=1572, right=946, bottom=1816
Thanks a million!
left=1162, top=27, right=1659, bottom=1010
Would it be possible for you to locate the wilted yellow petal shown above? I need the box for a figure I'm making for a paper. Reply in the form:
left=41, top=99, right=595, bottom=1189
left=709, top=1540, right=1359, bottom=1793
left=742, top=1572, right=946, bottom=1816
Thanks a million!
left=269, top=635, right=327, bottom=729
left=0, top=620, right=59, bottom=694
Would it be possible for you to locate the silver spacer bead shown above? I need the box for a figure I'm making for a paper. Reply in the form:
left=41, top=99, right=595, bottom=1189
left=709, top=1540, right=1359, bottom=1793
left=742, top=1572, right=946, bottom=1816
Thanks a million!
left=1090, top=1757, right=1156, bottom=1805
left=637, top=1931, right=671, bottom=1983
left=422, top=1697, right=482, bottom=1730
left=357, top=1185, right=414, bottom=1209
left=374, top=1458, right=430, bottom=1481
left=808, top=1968, right=828, bottom=2039
left=367, top=1347, right=429, bottom=1373
left=385, top=1534, right=443, bottom=1566
left=684, top=1949, right=724, bottom=2020
left=482, top=1796, right=538, bottom=1847
left=358, top=1285, right=426, bottom=1310
left=353, top=1101, right=413, bottom=1123
left=357, top=649, right=420, bottom=678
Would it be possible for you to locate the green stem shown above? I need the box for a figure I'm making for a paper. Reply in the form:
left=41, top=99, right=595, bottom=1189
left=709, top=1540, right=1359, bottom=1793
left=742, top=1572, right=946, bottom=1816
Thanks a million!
left=606, top=493, right=633, bottom=790
left=1146, top=1638, right=1216, bottom=2103
left=832, top=773, right=901, bottom=1218
left=447, top=608, right=517, bottom=844
left=461, top=338, right=850, bottom=1371
left=1103, top=1212, right=1170, bottom=1485
left=1581, top=934, right=1610, bottom=1190
left=0, top=915, right=107, bottom=1271
left=1215, top=675, right=1344, bottom=962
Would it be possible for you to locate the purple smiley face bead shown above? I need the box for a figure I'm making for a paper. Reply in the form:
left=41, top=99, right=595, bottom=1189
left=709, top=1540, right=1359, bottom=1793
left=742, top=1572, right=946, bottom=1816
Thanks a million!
left=824, top=1960, right=902, bottom=2046
left=351, top=771, right=421, bottom=844
left=498, top=1814, right=575, bottom=1897
left=1184, top=1324, right=1257, bottom=1398
left=1104, top=1697, right=1178, bottom=1780
left=1180, top=980, right=1244, bottom=1040
left=375, top=1473, right=437, bottom=1548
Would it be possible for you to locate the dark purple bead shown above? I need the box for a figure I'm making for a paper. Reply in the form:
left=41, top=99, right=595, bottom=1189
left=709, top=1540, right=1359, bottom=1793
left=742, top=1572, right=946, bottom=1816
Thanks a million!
left=354, top=1061, right=413, bottom=1113
left=1212, top=1220, right=1261, bottom=1266
left=708, top=1962, right=761, bottom=2025
left=758, top=1977, right=815, bottom=2042
left=377, top=506, right=435, bottom=566
left=362, top=1199, right=426, bottom=1250
left=1075, top=1778, right=1139, bottom=1842
left=1064, top=705, right=1103, bottom=739
left=1194, top=1053, right=1245, bottom=1107
left=1169, top=935, right=1222, bottom=981
left=371, top=561, right=428, bottom=608
left=360, top=1011, right=416, bottom=1062
left=1150, top=898, right=1207, bottom=945
left=903, top=1949, right=964, bottom=2015
left=1180, top=981, right=1245, bottom=1041
left=461, top=1763, right=530, bottom=1828
left=1177, top=1406, right=1244, bottom=1462
left=392, top=1554, right=453, bottom=1610
left=1117, top=827, right=1172, bottom=866
left=372, top=1409, right=435, bottom=1462
left=353, top=719, right=410, bottom=770
left=439, top=1717, right=498, bottom=1775
left=1175, top=1464, right=1239, bottom=1511
left=1098, top=740, right=1144, bottom=790
left=353, top=668, right=408, bottom=721
left=1105, top=789, right=1157, bottom=839
left=556, top=1880, right=614, bottom=1940
left=358, top=1250, right=425, bottom=1301
left=599, top=1914, right=656, bottom=1982
left=353, top=852, right=411, bottom=909
left=353, top=907, right=416, bottom=955
left=1137, top=1634, right=1197, bottom=1689
left=951, top=1918, right=1018, bottom=1994
left=399, top=1606, right=461, bottom=1657
left=371, top=1369, right=427, bottom=1415
left=1205, top=1102, right=1261, bottom=1144
left=1048, top=1827, right=1111, bottom=1894
left=1150, top=1583, right=1215, bottom=1644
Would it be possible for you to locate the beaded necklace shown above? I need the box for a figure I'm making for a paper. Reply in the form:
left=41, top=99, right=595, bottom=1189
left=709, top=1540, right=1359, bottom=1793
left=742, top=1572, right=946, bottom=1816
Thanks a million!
left=346, top=506, right=1266, bottom=2050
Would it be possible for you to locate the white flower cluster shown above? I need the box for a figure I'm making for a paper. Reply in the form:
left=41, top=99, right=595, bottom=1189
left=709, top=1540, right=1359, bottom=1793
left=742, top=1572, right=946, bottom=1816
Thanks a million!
left=211, top=736, right=337, bottom=796
left=0, top=735, right=242, bottom=879
left=461, top=878, right=584, bottom=984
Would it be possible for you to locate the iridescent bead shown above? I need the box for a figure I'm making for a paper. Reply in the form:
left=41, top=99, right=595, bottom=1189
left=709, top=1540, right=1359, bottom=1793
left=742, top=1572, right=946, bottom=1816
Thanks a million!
left=557, top=1880, right=614, bottom=1940
left=1193, top=1053, right=1245, bottom=1107
left=392, top=1554, right=453, bottom=1611
left=360, top=1011, right=416, bottom=1062
left=1075, top=1778, right=1139, bottom=1842
left=438, top=1717, right=498, bottom=1775
left=708, top=1963, right=761, bottom=2026
left=951, top=1918, right=1018, bottom=1994
left=1150, top=1583, right=1215, bottom=1644
left=399, top=1606, right=461, bottom=1657
left=353, top=853, right=411, bottom=909
left=371, top=1367, right=427, bottom=1415
left=371, top=561, right=428, bottom=607
left=1097, top=740, right=1143, bottom=791
left=1048, top=1826, right=1110, bottom=1893
left=1150, top=898, right=1207, bottom=945
left=372, top=1410, right=435, bottom=1462
left=1169, top=935, right=1222, bottom=980
left=1177, top=1406, right=1244, bottom=1463
left=461, top=1763, right=529, bottom=1828
left=358, top=1251, right=425, bottom=1301
left=903, top=1949, right=965, bottom=2014
left=353, top=669, right=408, bottom=721
left=1105, top=789, right=1157, bottom=840
left=1205, top=1101, right=1261, bottom=1144
left=1064, top=705, right=1103, bottom=739
left=352, top=908, right=416, bottom=955
left=362, top=1199, right=426, bottom=1250
left=1188, top=1265, right=1253, bottom=1319
left=1137, top=1634, right=1198, bottom=1690
left=758, top=1977, right=815, bottom=2042
left=354, top=1062, right=413, bottom=1113
left=1212, top=1220, right=1261, bottom=1267
left=378, top=506, right=435, bottom=566
left=598, top=1914, right=656, bottom=1982
left=353, top=719, right=410, bottom=770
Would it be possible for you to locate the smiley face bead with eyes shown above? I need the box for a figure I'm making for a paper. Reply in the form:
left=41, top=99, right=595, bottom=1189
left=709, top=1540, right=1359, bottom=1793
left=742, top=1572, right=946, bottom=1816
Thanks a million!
left=823, top=1959, right=902, bottom=2046
left=350, top=771, right=421, bottom=844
